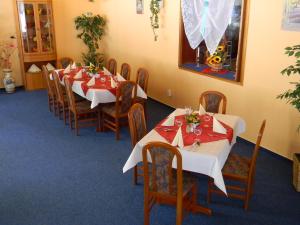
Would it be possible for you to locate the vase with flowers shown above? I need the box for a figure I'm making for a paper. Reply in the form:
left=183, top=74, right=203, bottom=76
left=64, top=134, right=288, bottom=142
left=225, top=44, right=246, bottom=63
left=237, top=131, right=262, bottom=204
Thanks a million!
left=0, top=38, right=17, bottom=93
left=185, top=112, right=201, bottom=133
left=206, top=45, right=227, bottom=72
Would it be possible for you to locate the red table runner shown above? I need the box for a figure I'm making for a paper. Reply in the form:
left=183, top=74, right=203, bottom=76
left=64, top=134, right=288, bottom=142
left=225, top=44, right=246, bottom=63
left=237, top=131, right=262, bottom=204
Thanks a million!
left=155, top=114, right=233, bottom=147
left=59, top=68, right=118, bottom=96
left=81, top=75, right=118, bottom=96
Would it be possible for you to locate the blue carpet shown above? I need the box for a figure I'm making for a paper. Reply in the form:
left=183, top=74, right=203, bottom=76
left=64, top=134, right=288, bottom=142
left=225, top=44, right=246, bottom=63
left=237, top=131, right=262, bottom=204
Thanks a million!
left=0, top=89, right=299, bottom=225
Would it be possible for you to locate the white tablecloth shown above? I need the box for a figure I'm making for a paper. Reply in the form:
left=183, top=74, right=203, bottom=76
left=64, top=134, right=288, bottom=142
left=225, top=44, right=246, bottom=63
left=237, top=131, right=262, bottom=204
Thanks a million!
left=122, top=108, right=246, bottom=194
left=53, top=70, right=147, bottom=109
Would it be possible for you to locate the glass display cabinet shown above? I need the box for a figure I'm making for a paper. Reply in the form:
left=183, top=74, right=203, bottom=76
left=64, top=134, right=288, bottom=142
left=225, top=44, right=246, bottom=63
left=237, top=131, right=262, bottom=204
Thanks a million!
left=14, top=0, right=56, bottom=90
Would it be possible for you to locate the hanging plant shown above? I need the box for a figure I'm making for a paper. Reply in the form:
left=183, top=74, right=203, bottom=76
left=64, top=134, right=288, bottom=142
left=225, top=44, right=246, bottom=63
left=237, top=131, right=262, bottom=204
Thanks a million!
left=74, top=13, right=106, bottom=66
left=150, top=0, right=160, bottom=41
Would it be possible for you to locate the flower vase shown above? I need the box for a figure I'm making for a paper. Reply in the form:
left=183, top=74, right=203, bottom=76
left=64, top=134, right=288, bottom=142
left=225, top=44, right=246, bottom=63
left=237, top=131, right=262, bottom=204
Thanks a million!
left=3, top=69, right=15, bottom=93
left=209, top=63, right=223, bottom=72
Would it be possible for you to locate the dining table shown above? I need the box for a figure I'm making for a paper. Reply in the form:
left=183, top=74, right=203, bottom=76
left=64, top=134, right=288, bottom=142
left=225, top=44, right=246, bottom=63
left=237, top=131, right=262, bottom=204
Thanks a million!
left=53, top=67, right=147, bottom=109
left=123, top=108, right=246, bottom=197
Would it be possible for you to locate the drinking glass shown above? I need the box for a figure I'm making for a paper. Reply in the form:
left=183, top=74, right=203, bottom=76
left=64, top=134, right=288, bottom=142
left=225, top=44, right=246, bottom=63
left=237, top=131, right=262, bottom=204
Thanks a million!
left=175, top=119, right=183, bottom=127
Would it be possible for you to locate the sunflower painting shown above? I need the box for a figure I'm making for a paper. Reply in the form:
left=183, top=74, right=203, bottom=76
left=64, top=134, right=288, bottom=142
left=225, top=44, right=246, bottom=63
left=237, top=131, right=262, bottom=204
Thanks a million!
left=282, top=0, right=300, bottom=31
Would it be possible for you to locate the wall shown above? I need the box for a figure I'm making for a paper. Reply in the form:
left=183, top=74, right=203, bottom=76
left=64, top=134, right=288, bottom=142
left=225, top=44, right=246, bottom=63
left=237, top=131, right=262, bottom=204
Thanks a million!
left=52, top=0, right=102, bottom=63
left=53, top=0, right=300, bottom=159
left=0, top=0, right=23, bottom=88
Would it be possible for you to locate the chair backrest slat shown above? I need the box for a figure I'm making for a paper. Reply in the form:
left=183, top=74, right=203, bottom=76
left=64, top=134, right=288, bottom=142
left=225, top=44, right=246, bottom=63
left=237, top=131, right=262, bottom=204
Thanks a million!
left=249, top=120, right=266, bottom=179
left=52, top=72, right=64, bottom=104
left=120, top=63, right=131, bottom=80
left=142, top=142, right=183, bottom=206
left=128, top=103, right=147, bottom=147
left=64, top=78, right=76, bottom=114
left=136, top=68, right=149, bottom=94
left=57, top=57, right=73, bottom=69
left=107, top=58, right=117, bottom=75
left=199, top=91, right=227, bottom=114
left=42, top=65, right=55, bottom=97
left=116, top=81, right=136, bottom=115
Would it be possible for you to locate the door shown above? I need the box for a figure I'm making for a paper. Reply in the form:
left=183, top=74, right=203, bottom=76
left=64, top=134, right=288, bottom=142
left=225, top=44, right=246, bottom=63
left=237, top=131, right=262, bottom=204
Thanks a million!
left=17, top=2, right=39, bottom=54
left=37, top=2, right=55, bottom=53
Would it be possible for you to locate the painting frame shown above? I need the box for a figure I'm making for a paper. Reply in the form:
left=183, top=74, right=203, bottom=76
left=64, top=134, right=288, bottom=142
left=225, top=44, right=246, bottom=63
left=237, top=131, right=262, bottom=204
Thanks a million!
left=136, top=0, right=144, bottom=14
left=178, top=0, right=249, bottom=84
left=282, top=0, right=300, bottom=31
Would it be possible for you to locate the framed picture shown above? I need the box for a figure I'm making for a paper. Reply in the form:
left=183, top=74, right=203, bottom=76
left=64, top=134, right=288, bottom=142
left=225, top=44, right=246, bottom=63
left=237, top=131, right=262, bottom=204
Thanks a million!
left=282, top=0, right=300, bottom=31
left=179, top=0, right=248, bottom=83
left=136, top=0, right=144, bottom=14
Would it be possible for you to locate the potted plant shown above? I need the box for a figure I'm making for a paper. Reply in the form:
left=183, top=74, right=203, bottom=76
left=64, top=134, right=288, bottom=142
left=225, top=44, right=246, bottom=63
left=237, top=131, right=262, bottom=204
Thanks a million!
left=278, top=44, right=300, bottom=191
left=278, top=45, right=300, bottom=118
left=0, top=37, right=17, bottom=93
left=75, top=13, right=106, bottom=67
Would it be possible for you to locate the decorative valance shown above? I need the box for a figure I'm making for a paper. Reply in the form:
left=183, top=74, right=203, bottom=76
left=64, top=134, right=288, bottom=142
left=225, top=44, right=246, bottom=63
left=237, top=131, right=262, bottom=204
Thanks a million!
left=181, top=0, right=235, bottom=54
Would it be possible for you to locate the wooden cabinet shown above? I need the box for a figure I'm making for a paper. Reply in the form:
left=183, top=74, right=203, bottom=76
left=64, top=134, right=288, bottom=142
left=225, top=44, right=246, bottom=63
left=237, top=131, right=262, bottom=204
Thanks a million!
left=14, top=0, right=56, bottom=90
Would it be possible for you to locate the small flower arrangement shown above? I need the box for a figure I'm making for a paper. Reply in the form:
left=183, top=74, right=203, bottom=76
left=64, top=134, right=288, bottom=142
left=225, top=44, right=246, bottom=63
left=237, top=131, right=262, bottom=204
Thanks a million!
left=0, top=39, right=17, bottom=69
left=185, top=113, right=200, bottom=125
left=87, top=63, right=98, bottom=74
left=206, top=45, right=227, bottom=67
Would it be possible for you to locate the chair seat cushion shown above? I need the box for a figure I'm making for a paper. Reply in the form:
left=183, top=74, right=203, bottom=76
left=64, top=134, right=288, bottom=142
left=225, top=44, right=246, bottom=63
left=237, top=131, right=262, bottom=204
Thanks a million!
left=149, top=171, right=196, bottom=196
left=75, top=101, right=97, bottom=114
left=102, top=103, right=117, bottom=117
left=222, top=153, right=250, bottom=178
left=102, top=103, right=128, bottom=118
left=134, top=97, right=146, bottom=104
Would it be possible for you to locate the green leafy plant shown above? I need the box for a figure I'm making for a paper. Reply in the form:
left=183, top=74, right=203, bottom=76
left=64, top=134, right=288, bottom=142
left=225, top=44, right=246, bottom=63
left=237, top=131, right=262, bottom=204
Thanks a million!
left=150, top=0, right=160, bottom=41
left=74, top=13, right=106, bottom=66
left=278, top=45, right=300, bottom=114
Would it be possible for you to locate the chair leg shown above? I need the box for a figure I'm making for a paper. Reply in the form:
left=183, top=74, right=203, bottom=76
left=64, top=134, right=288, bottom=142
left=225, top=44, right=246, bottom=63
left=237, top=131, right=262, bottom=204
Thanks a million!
left=176, top=198, right=183, bottom=225
left=244, top=182, right=251, bottom=211
left=75, top=116, right=79, bottom=136
left=69, top=111, right=73, bottom=130
left=207, top=178, right=213, bottom=203
left=144, top=195, right=150, bottom=225
left=63, top=106, right=67, bottom=125
left=133, top=165, right=138, bottom=185
left=192, top=183, right=197, bottom=205
left=48, top=96, right=52, bottom=112
left=115, top=118, right=120, bottom=140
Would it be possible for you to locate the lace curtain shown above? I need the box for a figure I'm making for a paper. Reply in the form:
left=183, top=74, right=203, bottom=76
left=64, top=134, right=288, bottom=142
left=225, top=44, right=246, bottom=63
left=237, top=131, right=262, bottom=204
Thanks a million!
left=181, top=0, right=235, bottom=54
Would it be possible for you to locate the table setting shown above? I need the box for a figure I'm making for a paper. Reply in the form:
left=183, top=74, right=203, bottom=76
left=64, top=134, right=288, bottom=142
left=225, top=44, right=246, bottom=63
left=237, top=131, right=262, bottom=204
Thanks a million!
left=53, top=63, right=147, bottom=108
left=123, top=106, right=246, bottom=194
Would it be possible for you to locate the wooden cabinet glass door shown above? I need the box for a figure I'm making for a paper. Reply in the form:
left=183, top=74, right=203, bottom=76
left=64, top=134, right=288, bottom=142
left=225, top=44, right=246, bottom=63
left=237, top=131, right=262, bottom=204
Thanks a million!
left=37, top=3, right=55, bottom=53
left=17, top=2, right=39, bottom=53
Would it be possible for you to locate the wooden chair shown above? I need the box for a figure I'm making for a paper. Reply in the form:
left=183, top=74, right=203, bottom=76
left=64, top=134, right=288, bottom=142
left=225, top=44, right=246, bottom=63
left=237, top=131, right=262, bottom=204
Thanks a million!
left=207, top=120, right=267, bottom=210
left=107, top=58, right=117, bottom=75
left=199, top=91, right=227, bottom=114
left=128, top=103, right=147, bottom=185
left=134, top=68, right=149, bottom=117
left=64, top=78, right=100, bottom=136
left=120, top=63, right=131, bottom=80
left=142, top=142, right=198, bottom=225
left=52, top=71, right=69, bottom=125
left=102, top=81, right=136, bottom=140
left=57, top=57, right=73, bottom=69
left=42, top=65, right=57, bottom=114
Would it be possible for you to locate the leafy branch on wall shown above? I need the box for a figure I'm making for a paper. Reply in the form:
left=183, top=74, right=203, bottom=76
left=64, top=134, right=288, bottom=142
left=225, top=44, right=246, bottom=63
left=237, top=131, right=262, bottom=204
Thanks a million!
left=150, top=0, right=161, bottom=41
